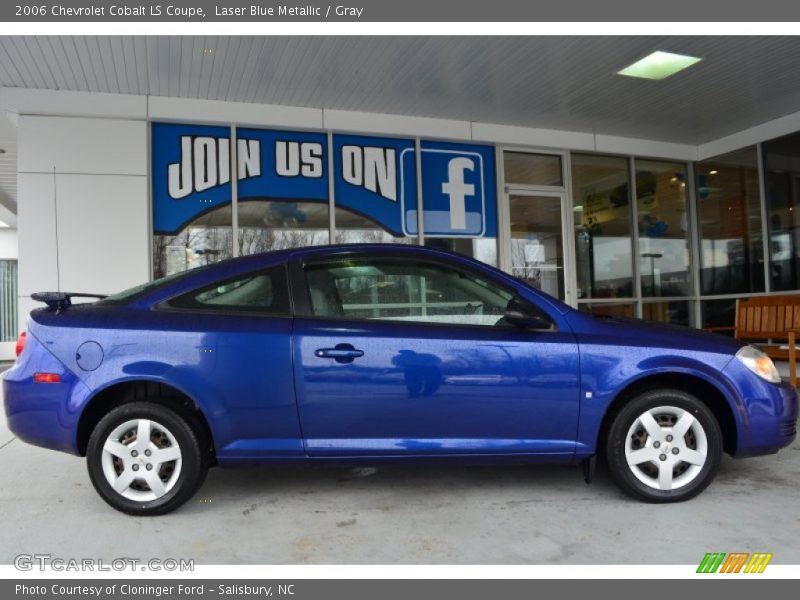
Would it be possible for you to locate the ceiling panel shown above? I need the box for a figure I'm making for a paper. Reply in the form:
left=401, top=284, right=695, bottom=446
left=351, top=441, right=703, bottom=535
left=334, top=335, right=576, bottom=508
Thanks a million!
left=0, top=36, right=797, bottom=145
left=0, top=35, right=796, bottom=223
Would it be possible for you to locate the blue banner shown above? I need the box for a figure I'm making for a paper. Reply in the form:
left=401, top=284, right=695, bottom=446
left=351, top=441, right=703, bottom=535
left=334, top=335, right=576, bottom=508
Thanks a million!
left=333, top=133, right=417, bottom=237
left=152, top=122, right=232, bottom=235
left=237, top=128, right=328, bottom=204
left=152, top=123, right=496, bottom=239
left=417, top=140, right=497, bottom=238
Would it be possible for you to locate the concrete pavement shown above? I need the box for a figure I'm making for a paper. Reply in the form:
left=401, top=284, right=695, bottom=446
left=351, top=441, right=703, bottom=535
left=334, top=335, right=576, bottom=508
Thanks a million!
left=1, top=369, right=798, bottom=564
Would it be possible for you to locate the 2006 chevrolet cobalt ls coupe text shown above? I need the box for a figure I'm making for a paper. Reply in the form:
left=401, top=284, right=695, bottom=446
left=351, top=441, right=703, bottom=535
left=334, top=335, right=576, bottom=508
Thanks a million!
left=3, top=244, right=797, bottom=514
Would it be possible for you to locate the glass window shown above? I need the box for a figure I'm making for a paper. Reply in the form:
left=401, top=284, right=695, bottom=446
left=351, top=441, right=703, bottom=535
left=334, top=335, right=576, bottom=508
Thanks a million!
left=305, top=260, right=520, bottom=327
left=696, top=147, right=764, bottom=296
left=0, top=259, right=17, bottom=342
left=504, top=152, right=563, bottom=187
left=168, top=266, right=290, bottom=314
left=151, top=123, right=235, bottom=279
left=509, top=194, right=565, bottom=300
left=153, top=205, right=233, bottom=279
left=423, top=238, right=498, bottom=267
left=238, top=200, right=329, bottom=255
left=572, top=154, right=634, bottom=299
left=701, top=298, right=738, bottom=333
left=764, top=131, right=800, bottom=291
left=636, top=160, right=691, bottom=297
left=334, top=206, right=413, bottom=245
left=101, top=267, right=212, bottom=305
left=641, top=301, right=692, bottom=327
left=578, top=302, right=635, bottom=319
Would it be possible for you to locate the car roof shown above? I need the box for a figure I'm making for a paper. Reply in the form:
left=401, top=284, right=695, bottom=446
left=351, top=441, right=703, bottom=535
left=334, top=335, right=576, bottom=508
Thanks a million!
left=119, top=243, right=572, bottom=315
left=182, top=243, right=479, bottom=273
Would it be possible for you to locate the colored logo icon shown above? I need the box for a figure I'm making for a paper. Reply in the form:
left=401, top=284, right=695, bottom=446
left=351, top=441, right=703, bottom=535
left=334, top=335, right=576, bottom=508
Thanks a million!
left=417, top=148, right=487, bottom=237
left=696, top=552, right=773, bottom=573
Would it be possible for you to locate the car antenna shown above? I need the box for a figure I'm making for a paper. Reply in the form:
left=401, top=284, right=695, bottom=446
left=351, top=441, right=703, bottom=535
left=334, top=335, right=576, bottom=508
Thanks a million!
left=53, top=166, right=62, bottom=292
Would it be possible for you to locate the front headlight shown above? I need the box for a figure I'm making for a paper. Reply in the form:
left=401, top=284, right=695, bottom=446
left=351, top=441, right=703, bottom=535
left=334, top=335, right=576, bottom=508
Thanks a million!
left=735, top=345, right=781, bottom=384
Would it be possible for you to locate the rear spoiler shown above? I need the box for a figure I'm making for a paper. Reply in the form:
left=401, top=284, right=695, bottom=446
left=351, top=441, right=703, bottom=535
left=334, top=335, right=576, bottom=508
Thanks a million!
left=31, top=292, right=108, bottom=313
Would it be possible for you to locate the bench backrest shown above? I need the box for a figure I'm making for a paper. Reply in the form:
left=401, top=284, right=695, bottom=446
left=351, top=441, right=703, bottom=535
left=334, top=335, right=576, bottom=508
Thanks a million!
left=735, top=295, right=800, bottom=340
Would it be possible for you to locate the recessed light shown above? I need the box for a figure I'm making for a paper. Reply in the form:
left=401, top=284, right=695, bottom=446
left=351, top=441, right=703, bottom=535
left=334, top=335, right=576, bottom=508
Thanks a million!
left=618, top=51, right=702, bottom=80
left=709, top=170, right=718, bottom=175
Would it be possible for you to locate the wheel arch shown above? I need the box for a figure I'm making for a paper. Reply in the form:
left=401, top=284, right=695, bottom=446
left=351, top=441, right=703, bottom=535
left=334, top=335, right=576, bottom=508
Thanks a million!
left=75, top=378, right=216, bottom=463
left=596, top=371, right=741, bottom=456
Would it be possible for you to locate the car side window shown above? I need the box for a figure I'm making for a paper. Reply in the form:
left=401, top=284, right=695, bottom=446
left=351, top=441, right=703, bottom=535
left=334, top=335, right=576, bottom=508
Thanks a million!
left=305, top=259, right=525, bottom=327
left=168, top=265, right=290, bottom=315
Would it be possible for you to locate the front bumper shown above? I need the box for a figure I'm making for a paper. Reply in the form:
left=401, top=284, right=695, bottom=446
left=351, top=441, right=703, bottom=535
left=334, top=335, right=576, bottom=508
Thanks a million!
left=724, top=358, right=798, bottom=457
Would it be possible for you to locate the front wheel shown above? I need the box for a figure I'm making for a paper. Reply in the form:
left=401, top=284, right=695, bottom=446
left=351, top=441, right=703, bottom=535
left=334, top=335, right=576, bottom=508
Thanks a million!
left=87, top=402, right=208, bottom=515
left=605, top=389, right=723, bottom=502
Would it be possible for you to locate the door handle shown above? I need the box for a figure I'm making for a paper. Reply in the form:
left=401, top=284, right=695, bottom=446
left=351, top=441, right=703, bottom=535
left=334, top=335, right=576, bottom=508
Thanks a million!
left=314, top=343, right=365, bottom=364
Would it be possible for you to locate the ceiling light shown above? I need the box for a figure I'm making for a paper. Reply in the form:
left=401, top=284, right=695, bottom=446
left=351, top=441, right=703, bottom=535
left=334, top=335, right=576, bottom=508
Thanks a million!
left=709, top=170, right=718, bottom=175
left=0, top=220, right=8, bottom=228
left=618, top=51, right=702, bottom=80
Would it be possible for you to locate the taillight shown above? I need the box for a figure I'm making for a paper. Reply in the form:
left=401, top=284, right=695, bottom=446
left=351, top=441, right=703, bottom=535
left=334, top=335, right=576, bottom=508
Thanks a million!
left=33, top=372, right=61, bottom=384
left=15, top=331, right=26, bottom=357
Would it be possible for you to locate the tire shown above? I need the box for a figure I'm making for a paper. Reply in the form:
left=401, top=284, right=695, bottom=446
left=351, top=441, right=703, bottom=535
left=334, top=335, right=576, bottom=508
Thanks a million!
left=86, top=401, right=209, bottom=516
left=605, top=389, right=722, bottom=503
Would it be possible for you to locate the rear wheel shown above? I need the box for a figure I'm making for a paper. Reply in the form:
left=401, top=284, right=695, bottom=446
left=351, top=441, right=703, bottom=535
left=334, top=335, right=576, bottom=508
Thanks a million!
left=87, top=402, right=208, bottom=515
left=605, top=389, right=722, bottom=502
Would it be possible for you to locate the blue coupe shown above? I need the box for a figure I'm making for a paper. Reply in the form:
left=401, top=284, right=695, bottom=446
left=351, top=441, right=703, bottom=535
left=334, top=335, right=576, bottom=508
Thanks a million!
left=3, top=244, right=797, bottom=515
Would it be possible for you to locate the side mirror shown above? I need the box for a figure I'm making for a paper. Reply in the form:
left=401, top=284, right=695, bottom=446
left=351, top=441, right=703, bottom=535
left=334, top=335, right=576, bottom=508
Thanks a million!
left=504, top=297, right=553, bottom=330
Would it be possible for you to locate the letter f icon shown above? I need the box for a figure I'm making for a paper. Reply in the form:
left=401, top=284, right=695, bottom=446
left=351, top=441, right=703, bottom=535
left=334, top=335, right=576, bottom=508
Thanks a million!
left=442, top=157, right=475, bottom=230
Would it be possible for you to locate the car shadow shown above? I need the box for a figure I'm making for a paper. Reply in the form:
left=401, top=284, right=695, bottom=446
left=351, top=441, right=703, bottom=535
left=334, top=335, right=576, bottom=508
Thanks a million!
left=184, top=447, right=794, bottom=513
left=186, top=460, right=625, bottom=511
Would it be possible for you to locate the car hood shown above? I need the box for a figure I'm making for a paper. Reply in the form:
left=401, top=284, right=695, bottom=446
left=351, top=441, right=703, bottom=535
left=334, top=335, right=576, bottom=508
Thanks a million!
left=565, top=310, right=745, bottom=356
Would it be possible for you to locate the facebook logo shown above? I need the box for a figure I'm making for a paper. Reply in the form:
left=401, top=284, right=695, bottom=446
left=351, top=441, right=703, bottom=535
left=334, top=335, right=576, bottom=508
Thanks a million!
left=442, top=157, right=476, bottom=231
left=405, top=142, right=493, bottom=237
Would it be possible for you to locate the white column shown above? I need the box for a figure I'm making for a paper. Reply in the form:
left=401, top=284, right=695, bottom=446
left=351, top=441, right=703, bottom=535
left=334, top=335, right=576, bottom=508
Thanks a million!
left=16, top=115, right=149, bottom=328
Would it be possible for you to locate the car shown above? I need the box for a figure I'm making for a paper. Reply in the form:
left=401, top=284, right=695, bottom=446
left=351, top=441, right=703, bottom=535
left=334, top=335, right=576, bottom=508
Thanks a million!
left=3, top=243, right=797, bottom=515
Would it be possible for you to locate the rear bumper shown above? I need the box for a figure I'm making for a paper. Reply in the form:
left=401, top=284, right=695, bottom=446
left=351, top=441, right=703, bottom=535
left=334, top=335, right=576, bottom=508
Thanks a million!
left=2, top=334, right=89, bottom=456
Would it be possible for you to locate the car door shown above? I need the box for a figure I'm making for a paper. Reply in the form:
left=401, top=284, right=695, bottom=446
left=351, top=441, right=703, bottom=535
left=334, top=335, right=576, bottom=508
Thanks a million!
left=290, top=252, right=581, bottom=459
left=158, top=262, right=304, bottom=460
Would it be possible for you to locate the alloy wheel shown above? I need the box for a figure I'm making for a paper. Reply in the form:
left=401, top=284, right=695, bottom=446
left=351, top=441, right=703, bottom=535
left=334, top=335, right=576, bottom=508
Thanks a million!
left=624, top=405, right=708, bottom=491
left=100, top=418, right=183, bottom=502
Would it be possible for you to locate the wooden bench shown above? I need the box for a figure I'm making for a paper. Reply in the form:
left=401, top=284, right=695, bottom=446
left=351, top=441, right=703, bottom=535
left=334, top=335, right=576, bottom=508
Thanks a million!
left=705, top=295, right=800, bottom=387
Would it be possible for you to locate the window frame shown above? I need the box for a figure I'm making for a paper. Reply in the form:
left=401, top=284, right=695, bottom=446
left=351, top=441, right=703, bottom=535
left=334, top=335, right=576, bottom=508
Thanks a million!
left=290, top=252, right=557, bottom=332
left=155, top=263, right=294, bottom=318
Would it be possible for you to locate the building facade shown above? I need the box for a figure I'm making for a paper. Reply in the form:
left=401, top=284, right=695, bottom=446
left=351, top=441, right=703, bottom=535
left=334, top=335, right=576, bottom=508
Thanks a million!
left=6, top=87, right=800, bottom=346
